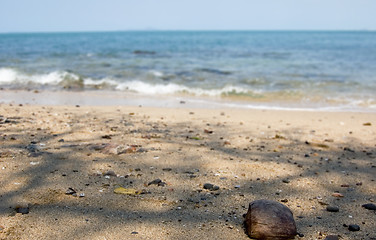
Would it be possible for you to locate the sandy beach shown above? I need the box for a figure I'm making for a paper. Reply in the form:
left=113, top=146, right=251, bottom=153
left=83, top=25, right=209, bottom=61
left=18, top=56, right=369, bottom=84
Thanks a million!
left=0, top=102, right=375, bottom=240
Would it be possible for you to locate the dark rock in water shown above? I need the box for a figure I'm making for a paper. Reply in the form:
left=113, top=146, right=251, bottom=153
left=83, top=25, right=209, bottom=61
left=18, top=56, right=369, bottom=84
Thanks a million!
left=326, top=206, right=339, bottom=212
left=244, top=199, right=297, bottom=240
left=348, top=224, right=360, bottom=231
left=324, top=235, right=339, bottom=240
left=362, top=203, right=376, bottom=210
left=133, top=50, right=156, bottom=55
left=203, top=183, right=219, bottom=191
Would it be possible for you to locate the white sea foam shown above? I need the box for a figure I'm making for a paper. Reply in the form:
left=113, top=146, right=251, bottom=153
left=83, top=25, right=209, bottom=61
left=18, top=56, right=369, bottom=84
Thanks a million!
left=0, top=68, right=81, bottom=85
left=115, top=80, right=251, bottom=97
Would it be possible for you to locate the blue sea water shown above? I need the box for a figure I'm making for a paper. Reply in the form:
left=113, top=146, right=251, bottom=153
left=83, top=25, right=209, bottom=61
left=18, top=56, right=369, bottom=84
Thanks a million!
left=0, top=31, right=376, bottom=110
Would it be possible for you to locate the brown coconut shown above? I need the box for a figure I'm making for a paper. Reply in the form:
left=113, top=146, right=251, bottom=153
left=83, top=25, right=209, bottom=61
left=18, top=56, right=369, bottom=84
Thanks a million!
left=244, top=199, right=297, bottom=240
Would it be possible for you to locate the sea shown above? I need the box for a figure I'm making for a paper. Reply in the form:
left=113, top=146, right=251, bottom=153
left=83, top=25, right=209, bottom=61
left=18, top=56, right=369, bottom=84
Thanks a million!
left=1, top=31, right=376, bottom=111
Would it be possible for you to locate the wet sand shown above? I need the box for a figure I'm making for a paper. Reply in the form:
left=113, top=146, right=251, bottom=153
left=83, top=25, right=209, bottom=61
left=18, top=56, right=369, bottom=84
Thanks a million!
left=0, top=103, right=375, bottom=240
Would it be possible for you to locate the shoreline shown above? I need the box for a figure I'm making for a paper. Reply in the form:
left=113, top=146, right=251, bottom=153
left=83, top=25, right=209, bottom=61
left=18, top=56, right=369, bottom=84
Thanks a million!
left=1, top=89, right=375, bottom=113
left=0, top=103, right=375, bottom=239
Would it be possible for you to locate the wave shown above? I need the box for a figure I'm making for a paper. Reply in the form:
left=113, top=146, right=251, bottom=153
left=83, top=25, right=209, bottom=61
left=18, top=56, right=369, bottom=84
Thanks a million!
left=0, top=67, right=254, bottom=96
left=0, top=67, right=375, bottom=110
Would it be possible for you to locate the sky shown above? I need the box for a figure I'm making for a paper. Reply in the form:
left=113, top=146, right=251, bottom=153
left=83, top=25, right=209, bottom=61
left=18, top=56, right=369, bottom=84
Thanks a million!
left=0, top=0, right=375, bottom=33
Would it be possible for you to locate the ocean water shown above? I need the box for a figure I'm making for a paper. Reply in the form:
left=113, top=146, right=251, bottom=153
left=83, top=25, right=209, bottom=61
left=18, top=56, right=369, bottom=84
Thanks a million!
left=0, top=31, right=376, bottom=111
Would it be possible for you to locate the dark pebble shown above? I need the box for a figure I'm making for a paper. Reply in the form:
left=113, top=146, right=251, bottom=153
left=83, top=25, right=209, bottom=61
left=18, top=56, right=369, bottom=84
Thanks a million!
left=58, top=139, right=65, bottom=142
left=162, top=168, right=172, bottom=171
left=282, top=179, right=290, bottom=183
left=348, top=224, right=360, bottom=231
left=203, top=183, right=219, bottom=191
left=131, top=231, right=138, bottom=234
left=148, top=179, right=166, bottom=186
left=297, top=233, right=304, bottom=237
left=362, top=203, right=376, bottom=210
left=104, top=170, right=117, bottom=176
left=324, top=235, right=339, bottom=240
left=65, top=187, right=77, bottom=195
left=326, top=206, right=339, bottom=212
left=15, top=206, right=29, bottom=214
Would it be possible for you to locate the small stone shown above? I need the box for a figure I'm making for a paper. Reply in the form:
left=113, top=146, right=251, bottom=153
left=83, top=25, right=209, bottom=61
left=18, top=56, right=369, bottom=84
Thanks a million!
left=15, top=206, right=29, bottom=214
left=326, top=206, right=339, bottom=212
left=244, top=199, right=297, bottom=239
left=282, top=179, right=290, bottom=183
left=162, top=168, right=172, bottom=172
left=324, top=235, right=339, bottom=240
left=348, top=224, right=360, bottom=231
left=104, top=170, right=117, bottom=176
left=362, top=203, right=376, bottom=210
left=203, top=183, right=219, bottom=191
left=65, top=188, right=77, bottom=195
left=131, top=231, right=138, bottom=234
left=148, top=179, right=166, bottom=186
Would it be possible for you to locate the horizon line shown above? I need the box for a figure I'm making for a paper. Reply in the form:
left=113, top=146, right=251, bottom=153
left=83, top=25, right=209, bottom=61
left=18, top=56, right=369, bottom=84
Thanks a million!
left=0, top=29, right=375, bottom=34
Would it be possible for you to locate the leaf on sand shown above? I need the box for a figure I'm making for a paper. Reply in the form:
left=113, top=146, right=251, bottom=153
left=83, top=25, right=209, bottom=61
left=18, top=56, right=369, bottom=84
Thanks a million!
left=114, top=187, right=141, bottom=195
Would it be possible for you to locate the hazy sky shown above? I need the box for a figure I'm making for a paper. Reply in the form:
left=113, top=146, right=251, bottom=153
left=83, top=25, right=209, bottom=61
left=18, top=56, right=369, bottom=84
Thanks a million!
left=0, top=0, right=375, bottom=33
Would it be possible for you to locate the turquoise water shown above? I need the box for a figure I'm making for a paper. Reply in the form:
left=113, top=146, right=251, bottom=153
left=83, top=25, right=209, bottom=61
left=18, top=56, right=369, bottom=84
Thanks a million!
left=1, top=31, right=376, bottom=110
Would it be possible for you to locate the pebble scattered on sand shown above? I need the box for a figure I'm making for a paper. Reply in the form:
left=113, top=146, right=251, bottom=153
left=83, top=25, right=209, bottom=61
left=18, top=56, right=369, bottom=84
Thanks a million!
left=326, top=206, right=339, bottom=212
left=348, top=224, right=360, bottom=231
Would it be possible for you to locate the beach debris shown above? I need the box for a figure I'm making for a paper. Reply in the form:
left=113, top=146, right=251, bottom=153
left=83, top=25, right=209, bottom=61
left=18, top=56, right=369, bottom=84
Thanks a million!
left=362, top=203, right=376, bottom=210
left=305, top=141, right=329, bottom=149
left=79, top=193, right=85, bottom=198
left=273, top=134, right=286, bottom=140
left=203, top=183, right=219, bottom=191
left=244, top=199, right=297, bottom=240
left=332, top=193, right=344, bottom=198
left=101, top=135, right=112, bottom=139
left=114, top=187, right=141, bottom=195
left=348, top=224, right=360, bottom=231
left=343, top=147, right=355, bottom=153
left=326, top=206, right=339, bottom=212
left=363, top=122, right=372, bottom=126
left=162, top=168, right=172, bottom=172
left=91, top=143, right=139, bottom=155
left=148, top=178, right=166, bottom=186
left=204, top=129, right=213, bottom=134
left=324, top=235, right=339, bottom=240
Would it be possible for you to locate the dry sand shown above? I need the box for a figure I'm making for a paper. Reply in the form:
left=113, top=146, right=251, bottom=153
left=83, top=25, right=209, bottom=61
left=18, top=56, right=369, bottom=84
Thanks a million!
left=0, top=103, right=375, bottom=240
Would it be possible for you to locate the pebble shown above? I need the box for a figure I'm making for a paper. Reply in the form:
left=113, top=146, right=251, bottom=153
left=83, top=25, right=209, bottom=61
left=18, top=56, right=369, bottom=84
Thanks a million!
left=203, top=183, right=219, bottom=191
left=324, top=235, right=339, bottom=240
left=15, top=206, right=29, bottom=214
left=326, top=206, right=339, bottom=212
left=244, top=199, right=297, bottom=239
left=148, top=179, right=166, bottom=186
left=362, top=203, right=376, bottom=210
left=348, top=224, right=360, bottom=231
left=65, top=188, right=77, bottom=195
